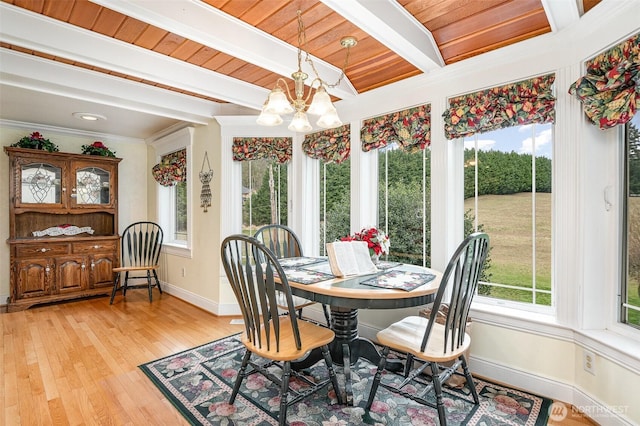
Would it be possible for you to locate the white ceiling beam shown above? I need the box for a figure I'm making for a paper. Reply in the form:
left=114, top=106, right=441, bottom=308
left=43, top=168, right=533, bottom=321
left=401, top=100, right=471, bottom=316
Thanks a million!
left=540, top=0, right=581, bottom=32
left=0, top=49, right=218, bottom=124
left=322, top=0, right=444, bottom=72
left=90, top=0, right=358, bottom=100
left=0, top=2, right=267, bottom=110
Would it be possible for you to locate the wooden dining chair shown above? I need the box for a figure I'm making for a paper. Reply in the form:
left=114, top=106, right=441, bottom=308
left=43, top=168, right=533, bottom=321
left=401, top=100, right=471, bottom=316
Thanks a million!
left=110, top=221, right=163, bottom=304
left=254, top=224, right=331, bottom=327
left=221, top=235, right=343, bottom=425
left=364, top=232, right=489, bottom=426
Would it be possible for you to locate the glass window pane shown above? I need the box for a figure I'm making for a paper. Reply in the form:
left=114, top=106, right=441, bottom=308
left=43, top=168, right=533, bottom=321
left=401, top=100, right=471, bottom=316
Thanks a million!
left=174, top=180, right=187, bottom=241
left=624, top=114, right=640, bottom=328
left=242, top=159, right=288, bottom=235
left=378, top=144, right=431, bottom=267
left=464, top=123, right=553, bottom=306
left=320, top=160, right=350, bottom=255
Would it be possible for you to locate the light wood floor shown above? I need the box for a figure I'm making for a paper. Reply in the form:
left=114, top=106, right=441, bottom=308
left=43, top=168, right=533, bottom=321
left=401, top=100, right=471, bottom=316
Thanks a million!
left=1, top=292, right=597, bottom=425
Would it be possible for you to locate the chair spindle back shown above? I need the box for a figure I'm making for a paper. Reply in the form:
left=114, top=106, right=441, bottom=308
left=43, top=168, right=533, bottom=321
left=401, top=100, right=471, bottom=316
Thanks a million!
left=421, top=232, right=489, bottom=354
left=221, top=235, right=302, bottom=352
left=120, top=221, right=163, bottom=268
left=254, top=224, right=302, bottom=259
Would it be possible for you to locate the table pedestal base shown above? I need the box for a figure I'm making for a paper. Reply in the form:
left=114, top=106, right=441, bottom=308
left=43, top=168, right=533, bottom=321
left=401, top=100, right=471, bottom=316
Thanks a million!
left=292, top=307, right=403, bottom=405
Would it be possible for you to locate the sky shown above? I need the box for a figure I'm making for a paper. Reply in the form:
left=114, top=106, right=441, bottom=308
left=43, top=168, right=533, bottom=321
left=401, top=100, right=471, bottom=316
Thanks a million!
left=464, top=123, right=553, bottom=159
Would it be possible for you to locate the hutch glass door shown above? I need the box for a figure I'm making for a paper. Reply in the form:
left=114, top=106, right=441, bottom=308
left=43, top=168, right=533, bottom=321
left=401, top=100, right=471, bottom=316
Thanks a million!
left=20, top=162, right=62, bottom=204
left=75, top=167, right=111, bottom=205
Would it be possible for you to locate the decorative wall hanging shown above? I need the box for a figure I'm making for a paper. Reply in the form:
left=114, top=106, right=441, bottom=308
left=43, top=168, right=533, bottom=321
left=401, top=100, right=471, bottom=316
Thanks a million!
left=199, top=151, right=213, bottom=212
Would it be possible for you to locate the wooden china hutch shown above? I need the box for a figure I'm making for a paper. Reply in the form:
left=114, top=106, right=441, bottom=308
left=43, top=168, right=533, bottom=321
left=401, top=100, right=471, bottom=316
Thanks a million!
left=4, top=147, right=122, bottom=312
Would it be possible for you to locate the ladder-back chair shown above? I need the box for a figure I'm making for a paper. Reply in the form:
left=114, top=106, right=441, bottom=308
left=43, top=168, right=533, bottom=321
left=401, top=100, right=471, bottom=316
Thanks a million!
left=254, top=224, right=331, bottom=327
left=364, top=232, right=490, bottom=426
left=110, top=221, right=163, bottom=304
left=221, top=234, right=343, bottom=425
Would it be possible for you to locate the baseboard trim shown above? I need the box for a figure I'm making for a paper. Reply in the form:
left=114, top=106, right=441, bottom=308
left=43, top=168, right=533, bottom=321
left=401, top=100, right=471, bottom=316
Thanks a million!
left=161, top=281, right=240, bottom=316
left=471, top=355, right=634, bottom=426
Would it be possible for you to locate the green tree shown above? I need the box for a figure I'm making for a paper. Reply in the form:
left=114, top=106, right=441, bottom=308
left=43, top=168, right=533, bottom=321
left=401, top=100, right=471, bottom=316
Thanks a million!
left=382, top=181, right=429, bottom=265
left=245, top=162, right=288, bottom=226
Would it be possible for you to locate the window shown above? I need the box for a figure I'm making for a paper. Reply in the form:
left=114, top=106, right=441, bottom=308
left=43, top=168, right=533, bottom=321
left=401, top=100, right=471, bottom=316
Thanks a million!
left=301, top=124, right=352, bottom=255
left=361, top=104, right=431, bottom=265
left=152, top=127, right=193, bottom=256
left=623, top=113, right=640, bottom=328
left=242, top=159, right=288, bottom=235
left=378, top=145, right=431, bottom=267
left=464, top=123, right=553, bottom=307
left=174, top=180, right=187, bottom=240
left=319, top=160, right=350, bottom=255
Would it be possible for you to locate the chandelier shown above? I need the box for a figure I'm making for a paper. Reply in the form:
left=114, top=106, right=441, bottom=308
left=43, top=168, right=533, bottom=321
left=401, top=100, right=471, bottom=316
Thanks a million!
left=256, top=10, right=357, bottom=132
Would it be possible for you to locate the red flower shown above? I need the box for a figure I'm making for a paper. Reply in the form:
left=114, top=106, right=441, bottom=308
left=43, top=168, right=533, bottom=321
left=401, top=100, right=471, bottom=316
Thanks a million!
left=340, top=227, right=390, bottom=256
left=92, top=141, right=106, bottom=148
left=31, top=132, right=44, bottom=140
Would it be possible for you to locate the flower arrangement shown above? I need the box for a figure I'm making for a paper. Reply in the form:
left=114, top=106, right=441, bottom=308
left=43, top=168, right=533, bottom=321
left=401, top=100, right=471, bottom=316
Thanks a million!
left=340, top=227, right=390, bottom=256
left=11, top=132, right=59, bottom=152
left=81, top=141, right=116, bottom=157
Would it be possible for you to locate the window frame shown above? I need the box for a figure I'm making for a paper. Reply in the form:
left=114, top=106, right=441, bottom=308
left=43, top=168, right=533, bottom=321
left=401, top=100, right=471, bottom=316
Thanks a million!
left=460, top=124, right=554, bottom=315
left=377, top=143, right=431, bottom=267
left=621, top=115, right=640, bottom=330
left=150, top=127, right=193, bottom=258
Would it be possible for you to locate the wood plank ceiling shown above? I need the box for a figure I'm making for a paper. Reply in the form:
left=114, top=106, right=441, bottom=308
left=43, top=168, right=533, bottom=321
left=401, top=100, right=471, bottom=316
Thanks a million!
left=1, top=0, right=601, bottom=110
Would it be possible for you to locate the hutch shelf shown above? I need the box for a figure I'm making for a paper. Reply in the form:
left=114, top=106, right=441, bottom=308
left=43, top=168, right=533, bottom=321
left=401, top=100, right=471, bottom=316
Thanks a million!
left=4, top=147, right=122, bottom=312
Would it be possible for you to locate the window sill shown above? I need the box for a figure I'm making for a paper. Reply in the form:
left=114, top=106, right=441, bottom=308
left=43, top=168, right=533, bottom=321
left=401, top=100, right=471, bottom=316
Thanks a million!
left=162, top=243, right=192, bottom=259
left=470, top=302, right=640, bottom=372
left=470, top=302, right=571, bottom=339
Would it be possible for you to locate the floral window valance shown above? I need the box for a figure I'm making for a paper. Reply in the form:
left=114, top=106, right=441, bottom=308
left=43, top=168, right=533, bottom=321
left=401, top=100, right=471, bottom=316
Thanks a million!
left=302, top=124, right=351, bottom=164
left=152, top=148, right=186, bottom=187
left=443, top=74, right=556, bottom=139
left=361, top=104, right=431, bottom=153
left=568, top=33, right=639, bottom=130
left=232, top=137, right=292, bottom=164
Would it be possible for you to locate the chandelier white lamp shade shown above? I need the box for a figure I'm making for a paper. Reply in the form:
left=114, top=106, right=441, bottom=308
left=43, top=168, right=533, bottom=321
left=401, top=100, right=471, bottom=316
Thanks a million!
left=255, top=104, right=283, bottom=126
left=256, top=10, right=357, bottom=132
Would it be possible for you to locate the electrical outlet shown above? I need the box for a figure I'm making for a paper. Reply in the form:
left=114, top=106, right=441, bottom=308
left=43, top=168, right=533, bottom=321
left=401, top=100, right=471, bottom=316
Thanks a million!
left=583, top=349, right=596, bottom=375
left=181, top=267, right=186, bottom=277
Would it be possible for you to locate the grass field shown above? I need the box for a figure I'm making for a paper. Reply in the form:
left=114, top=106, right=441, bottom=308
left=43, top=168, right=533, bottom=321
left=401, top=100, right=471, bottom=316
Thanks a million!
left=467, top=193, right=640, bottom=325
left=465, top=192, right=552, bottom=305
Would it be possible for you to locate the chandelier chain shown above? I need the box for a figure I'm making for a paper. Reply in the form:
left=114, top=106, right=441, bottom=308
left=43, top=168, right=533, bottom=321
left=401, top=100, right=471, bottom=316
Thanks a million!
left=296, top=10, right=350, bottom=90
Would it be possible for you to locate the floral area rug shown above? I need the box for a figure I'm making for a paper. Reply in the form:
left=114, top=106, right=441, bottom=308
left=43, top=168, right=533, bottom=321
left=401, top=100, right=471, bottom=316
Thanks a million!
left=139, top=333, right=552, bottom=425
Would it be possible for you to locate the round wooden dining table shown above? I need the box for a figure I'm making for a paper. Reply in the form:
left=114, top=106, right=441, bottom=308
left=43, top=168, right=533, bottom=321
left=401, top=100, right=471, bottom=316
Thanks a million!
left=281, top=259, right=442, bottom=405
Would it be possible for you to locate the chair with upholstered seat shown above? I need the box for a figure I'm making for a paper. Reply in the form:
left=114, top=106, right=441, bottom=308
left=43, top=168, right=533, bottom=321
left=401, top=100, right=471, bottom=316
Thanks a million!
left=364, top=232, right=489, bottom=426
left=254, top=224, right=331, bottom=327
left=221, top=234, right=343, bottom=425
left=110, top=221, right=163, bottom=304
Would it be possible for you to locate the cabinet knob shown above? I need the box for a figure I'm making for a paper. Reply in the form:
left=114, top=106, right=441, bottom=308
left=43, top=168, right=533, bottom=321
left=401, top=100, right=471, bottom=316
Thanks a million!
left=81, top=264, right=86, bottom=269
left=91, top=263, right=95, bottom=269
left=45, top=267, right=50, bottom=273
left=93, top=245, right=100, bottom=249
left=40, top=248, right=50, bottom=253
